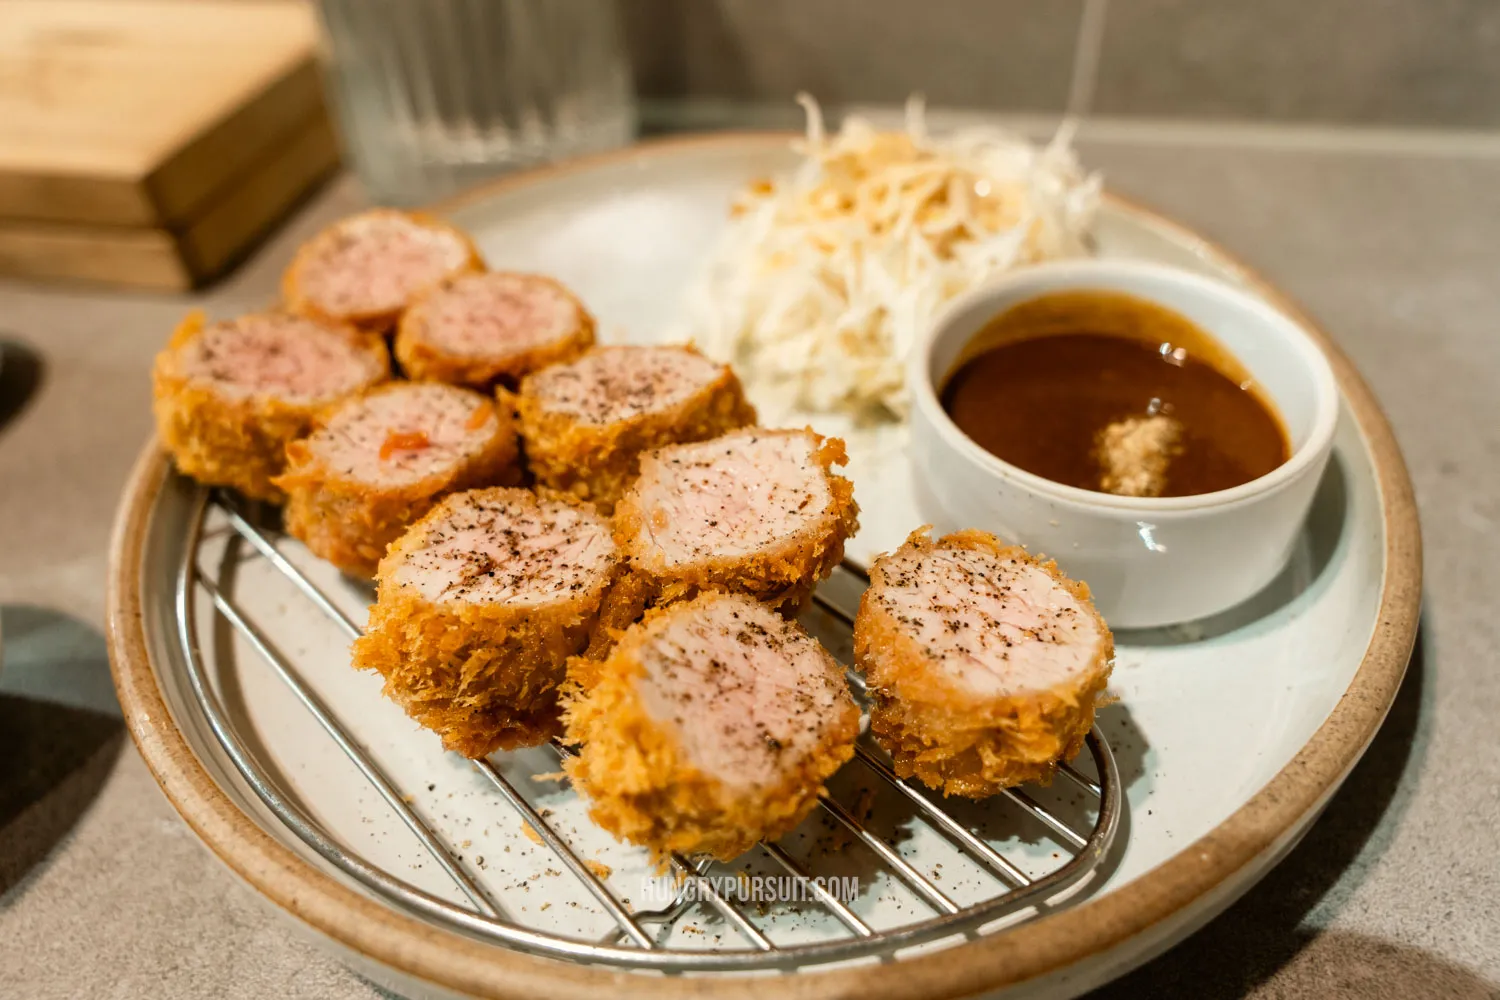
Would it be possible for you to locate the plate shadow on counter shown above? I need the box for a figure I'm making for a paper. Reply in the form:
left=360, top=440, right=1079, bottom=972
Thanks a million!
left=1085, top=625, right=1492, bottom=998
left=0, top=605, right=125, bottom=900
left=0, top=338, right=43, bottom=434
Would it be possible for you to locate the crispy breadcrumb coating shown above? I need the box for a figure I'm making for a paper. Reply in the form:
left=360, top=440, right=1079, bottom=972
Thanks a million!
left=353, top=488, right=617, bottom=757
left=275, top=385, right=522, bottom=577
left=854, top=529, right=1113, bottom=797
left=563, top=592, right=859, bottom=862
left=151, top=311, right=388, bottom=501
left=510, top=345, right=755, bottom=515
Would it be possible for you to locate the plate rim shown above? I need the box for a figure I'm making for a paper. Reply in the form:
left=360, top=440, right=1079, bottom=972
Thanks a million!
left=106, top=131, right=1422, bottom=1000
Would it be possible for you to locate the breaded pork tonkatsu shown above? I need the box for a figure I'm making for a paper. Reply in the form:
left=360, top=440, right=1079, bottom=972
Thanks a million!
left=396, top=271, right=595, bottom=389
left=564, top=591, right=860, bottom=862
left=283, top=209, right=483, bottom=332
left=353, top=488, right=618, bottom=757
left=512, top=344, right=755, bottom=514
left=854, top=529, right=1113, bottom=797
left=152, top=311, right=389, bottom=501
left=607, top=427, right=858, bottom=627
left=144, top=193, right=1137, bottom=885
left=276, top=382, right=522, bottom=577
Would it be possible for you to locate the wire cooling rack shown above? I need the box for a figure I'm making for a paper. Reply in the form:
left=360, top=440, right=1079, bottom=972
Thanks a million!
left=174, top=485, right=1121, bottom=973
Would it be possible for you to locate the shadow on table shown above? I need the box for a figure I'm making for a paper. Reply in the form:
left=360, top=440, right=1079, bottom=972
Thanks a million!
left=1157, top=929, right=1497, bottom=1000
left=0, top=605, right=125, bottom=900
left=1088, top=623, right=1470, bottom=998
left=0, top=338, right=44, bottom=434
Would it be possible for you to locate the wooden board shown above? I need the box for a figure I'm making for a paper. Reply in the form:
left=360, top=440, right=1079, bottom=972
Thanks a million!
left=0, top=111, right=339, bottom=291
left=0, top=0, right=323, bottom=228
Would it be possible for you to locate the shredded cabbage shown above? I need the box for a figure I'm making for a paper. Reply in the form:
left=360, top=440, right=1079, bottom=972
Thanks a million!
left=686, top=95, right=1100, bottom=421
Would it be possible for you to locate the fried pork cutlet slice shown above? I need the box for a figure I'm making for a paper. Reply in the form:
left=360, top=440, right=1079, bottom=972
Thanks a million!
left=353, top=488, right=617, bottom=757
left=276, top=382, right=522, bottom=577
left=283, top=209, right=483, bottom=332
left=512, top=345, right=755, bottom=514
left=854, top=529, right=1113, bottom=798
left=152, top=311, right=389, bottom=501
left=610, top=427, right=858, bottom=623
left=395, top=272, right=595, bottom=389
left=564, top=592, right=859, bottom=862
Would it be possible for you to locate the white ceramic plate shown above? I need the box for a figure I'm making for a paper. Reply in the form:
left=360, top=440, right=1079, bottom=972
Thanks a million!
left=108, top=134, right=1419, bottom=1000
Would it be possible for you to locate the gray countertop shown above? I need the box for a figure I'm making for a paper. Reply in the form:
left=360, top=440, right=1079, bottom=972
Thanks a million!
left=1, top=121, right=1496, bottom=999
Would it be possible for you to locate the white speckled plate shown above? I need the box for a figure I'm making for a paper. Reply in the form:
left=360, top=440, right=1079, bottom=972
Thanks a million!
left=108, top=134, right=1420, bottom=1000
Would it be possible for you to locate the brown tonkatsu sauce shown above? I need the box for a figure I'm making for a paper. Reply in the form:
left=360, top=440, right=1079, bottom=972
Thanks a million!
left=941, top=290, right=1290, bottom=497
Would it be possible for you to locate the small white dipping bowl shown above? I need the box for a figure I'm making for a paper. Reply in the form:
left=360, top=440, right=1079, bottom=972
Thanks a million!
left=908, top=260, right=1339, bottom=629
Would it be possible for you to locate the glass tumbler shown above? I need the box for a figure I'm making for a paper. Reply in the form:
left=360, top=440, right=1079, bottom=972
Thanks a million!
left=311, top=0, right=636, bottom=206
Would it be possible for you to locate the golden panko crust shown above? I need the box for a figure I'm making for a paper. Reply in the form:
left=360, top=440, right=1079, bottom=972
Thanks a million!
left=394, top=273, right=596, bottom=389
left=509, top=347, right=756, bottom=515
left=274, top=391, right=523, bottom=578
left=854, top=529, right=1114, bottom=798
left=282, top=209, right=485, bottom=333
left=562, top=595, right=860, bottom=863
left=604, top=430, right=859, bottom=639
left=150, top=312, right=389, bottom=502
left=351, top=488, right=617, bottom=758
